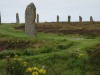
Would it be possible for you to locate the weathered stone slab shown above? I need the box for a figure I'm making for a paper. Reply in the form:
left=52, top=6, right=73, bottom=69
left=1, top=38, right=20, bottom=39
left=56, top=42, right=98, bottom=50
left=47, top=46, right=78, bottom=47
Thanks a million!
left=68, top=15, right=71, bottom=22
left=79, top=16, right=82, bottom=22
left=25, top=3, right=36, bottom=36
left=16, top=13, right=20, bottom=24
left=0, top=12, right=1, bottom=25
left=90, top=16, right=94, bottom=22
left=37, top=14, right=39, bottom=23
left=57, top=15, right=59, bottom=22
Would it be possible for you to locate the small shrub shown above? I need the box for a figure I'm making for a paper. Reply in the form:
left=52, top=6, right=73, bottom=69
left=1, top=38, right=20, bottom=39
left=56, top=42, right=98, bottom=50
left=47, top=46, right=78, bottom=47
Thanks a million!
left=86, top=44, right=100, bottom=75
left=23, top=48, right=41, bottom=56
left=5, top=55, right=28, bottom=75
left=0, top=50, right=23, bottom=59
left=0, top=39, right=31, bottom=50
left=5, top=55, right=46, bottom=75
left=57, top=42, right=74, bottom=50
left=85, top=35, right=96, bottom=39
left=41, top=46, right=53, bottom=53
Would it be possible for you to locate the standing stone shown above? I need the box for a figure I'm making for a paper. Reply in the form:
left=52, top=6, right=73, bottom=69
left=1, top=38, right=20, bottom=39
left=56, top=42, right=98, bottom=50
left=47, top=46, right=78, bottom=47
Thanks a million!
left=0, top=12, right=1, bottom=25
left=68, top=15, right=71, bottom=22
left=25, top=3, right=36, bottom=36
left=57, top=15, right=59, bottom=22
left=37, top=14, right=39, bottom=23
left=90, top=16, right=94, bottom=22
left=79, top=16, right=82, bottom=22
left=16, top=13, right=20, bottom=24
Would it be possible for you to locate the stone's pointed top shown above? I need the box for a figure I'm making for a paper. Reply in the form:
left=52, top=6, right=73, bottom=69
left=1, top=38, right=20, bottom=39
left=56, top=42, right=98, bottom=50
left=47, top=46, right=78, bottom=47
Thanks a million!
left=26, top=3, right=36, bottom=11
left=68, top=15, right=71, bottom=18
left=29, top=3, right=34, bottom=5
left=90, top=16, right=92, bottom=17
left=90, top=16, right=93, bottom=19
left=28, top=3, right=36, bottom=8
left=16, top=13, right=18, bottom=15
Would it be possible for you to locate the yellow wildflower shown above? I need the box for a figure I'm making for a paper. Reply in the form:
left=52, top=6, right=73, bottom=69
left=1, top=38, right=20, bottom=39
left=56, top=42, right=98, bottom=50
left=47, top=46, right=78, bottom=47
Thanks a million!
left=32, top=72, right=38, bottom=75
left=32, top=73, right=35, bottom=75
left=79, top=53, right=84, bottom=57
left=33, top=67, right=38, bottom=71
left=39, top=69, right=46, bottom=74
left=23, top=62, right=27, bottom=66
left=15, top=55, right=18, bottom=58
left=26, top=67, right=33, bottom=72
left=6, top=56, right=10, bottom=58
left=12, top=67, right=14, bottom=69
left=18, top=58, right=22, bottom=61
left=13, top=58, right=17, bottom=60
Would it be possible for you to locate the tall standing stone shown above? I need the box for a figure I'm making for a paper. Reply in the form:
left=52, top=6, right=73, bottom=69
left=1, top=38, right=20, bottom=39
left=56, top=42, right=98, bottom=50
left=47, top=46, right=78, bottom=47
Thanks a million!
left=90, top=16, right=94, bottom=22
left=37, top=14, right=39, bottom=23
left=16, top=13, right=20, bottom=24
left=79, top=16, right=82, bottom=22
left=57, top=15, right=59, bottom=22
left=68, top=15, right=71, bottom=22
left=25, top=3, right=36, bottom=36
left=0, top=12, right=1, bottom=25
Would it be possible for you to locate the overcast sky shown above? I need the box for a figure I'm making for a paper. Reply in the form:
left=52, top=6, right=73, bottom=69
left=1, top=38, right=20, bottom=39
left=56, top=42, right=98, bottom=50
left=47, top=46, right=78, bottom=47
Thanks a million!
left=0, top=0, right=100, bottom=23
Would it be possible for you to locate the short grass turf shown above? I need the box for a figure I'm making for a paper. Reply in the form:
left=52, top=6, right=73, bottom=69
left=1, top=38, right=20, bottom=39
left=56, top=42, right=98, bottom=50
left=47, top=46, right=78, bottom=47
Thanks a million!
left=0, top=23, right=100, bottom=75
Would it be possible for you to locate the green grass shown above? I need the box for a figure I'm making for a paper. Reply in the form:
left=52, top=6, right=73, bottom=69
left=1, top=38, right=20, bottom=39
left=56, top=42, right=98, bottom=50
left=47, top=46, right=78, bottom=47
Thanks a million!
left=0, top=24, right=100, bottom=75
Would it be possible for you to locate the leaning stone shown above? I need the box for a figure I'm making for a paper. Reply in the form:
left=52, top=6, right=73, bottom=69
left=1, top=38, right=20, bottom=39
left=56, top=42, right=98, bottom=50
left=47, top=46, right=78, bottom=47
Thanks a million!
left=79, top=16, right=82, bottom=22
left=90, top=16, right=94, bottom=22
left=25, top=3, right=36, bottom=36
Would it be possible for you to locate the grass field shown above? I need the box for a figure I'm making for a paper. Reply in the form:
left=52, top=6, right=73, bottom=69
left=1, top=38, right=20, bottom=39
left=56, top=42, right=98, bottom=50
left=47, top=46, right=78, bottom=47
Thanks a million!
left=0, top=23, right=100, bottom=75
